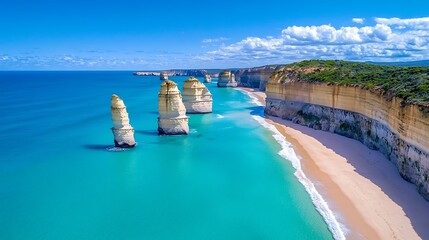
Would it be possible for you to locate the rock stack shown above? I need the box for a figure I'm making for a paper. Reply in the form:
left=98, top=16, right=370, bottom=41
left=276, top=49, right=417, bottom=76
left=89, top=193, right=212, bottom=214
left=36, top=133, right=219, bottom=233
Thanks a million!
left=160, top=71, right=168, bottom=81
left=158, top=80, right=189, bottom=135
left=182, top=77, right=213, bottom=113
left=217, top=70, right=237, bottom=87
left=204, top=74, right=211, bottom=83
left=111, top=94, right=136, bottom=148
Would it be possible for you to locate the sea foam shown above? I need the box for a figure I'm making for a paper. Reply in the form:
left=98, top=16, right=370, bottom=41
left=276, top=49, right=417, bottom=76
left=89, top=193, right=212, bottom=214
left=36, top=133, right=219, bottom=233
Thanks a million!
left=241, top=89, right=347, bottom=240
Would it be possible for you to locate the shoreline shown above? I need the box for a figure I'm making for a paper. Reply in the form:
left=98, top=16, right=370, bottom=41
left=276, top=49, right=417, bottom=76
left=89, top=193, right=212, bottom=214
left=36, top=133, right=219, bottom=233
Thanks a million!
left=239, top=87, right=429, bottom=240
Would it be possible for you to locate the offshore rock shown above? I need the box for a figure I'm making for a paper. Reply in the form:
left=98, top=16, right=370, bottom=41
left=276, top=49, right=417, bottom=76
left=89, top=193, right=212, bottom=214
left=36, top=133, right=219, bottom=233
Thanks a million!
left=204, top=74, right=211, bottom=83
left=160, top=71, right=168, bottom=81
left=182, top=77, right=212, bottom=113
left=158, top=80, right=189, bottom=135
left=217, top=70, right=237, bottom=87
left=111, top=94, right=136, bottom=148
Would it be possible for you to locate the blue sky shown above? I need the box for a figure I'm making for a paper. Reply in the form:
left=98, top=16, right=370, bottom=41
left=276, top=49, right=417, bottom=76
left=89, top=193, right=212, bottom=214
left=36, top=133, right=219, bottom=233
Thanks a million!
left=1, top=0, right=429, bottom=70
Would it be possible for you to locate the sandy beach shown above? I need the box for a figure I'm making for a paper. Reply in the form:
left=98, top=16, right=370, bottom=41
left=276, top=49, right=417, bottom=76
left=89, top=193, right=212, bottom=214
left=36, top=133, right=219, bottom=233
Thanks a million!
left=240, top=87, right=429, bottom=240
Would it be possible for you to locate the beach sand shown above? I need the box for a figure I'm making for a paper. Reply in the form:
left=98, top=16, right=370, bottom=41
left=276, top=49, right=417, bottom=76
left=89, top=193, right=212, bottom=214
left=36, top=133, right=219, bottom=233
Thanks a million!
left=240, top=87, right=429, bottom=240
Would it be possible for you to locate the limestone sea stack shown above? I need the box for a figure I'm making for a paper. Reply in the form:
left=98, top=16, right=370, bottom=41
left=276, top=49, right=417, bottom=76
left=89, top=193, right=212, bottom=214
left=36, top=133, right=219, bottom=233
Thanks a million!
left=204, top=74, right=211, bottom=83
left=182, top=77, right=213, bottom=113
left=111, top=94, right=136, bottom=148
left=158, top=80, right=189, bottom=135
left=217, top=70, right=237, bottom=87
left=160, top=71, right=168, bottom=81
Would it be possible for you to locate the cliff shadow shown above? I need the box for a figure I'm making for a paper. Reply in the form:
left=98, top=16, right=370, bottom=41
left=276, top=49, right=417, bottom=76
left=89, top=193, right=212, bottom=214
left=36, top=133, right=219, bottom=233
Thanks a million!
left=268, top=116, right=429, bottom=239
left=246, top=106, right=264, bottom=116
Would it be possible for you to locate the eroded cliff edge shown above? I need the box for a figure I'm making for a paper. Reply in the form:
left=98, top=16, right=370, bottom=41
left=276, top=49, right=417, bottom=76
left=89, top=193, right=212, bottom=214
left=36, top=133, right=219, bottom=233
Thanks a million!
left=234, top=65, right=280, bottom=90
left=265, top=60, right=429, bottom=200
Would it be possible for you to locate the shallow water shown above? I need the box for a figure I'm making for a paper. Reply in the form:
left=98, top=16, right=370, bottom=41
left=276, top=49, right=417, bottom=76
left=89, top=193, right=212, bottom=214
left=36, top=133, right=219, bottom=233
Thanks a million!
left=0, top=71, right=333, bottom=239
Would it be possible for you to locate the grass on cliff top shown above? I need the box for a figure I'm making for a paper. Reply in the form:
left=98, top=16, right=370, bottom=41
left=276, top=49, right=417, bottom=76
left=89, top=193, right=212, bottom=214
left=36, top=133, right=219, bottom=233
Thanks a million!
left=278, top=60, right=429, bottom=105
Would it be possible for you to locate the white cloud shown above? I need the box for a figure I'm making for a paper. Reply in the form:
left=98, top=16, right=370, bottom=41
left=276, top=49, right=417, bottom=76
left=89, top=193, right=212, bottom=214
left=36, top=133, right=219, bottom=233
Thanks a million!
left=352, top=18, right=365, bottom=24
left=200, top=17, right=429, bottom=64
left=375, top=17, right=429, bottom=29
left=202, top=37, right=229, bottom=43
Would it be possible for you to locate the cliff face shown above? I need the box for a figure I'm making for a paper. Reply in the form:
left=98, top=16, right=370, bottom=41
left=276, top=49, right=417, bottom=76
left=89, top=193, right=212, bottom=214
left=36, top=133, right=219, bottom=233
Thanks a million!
left=265, top=74, right=429, bottom=200
left=234, top=65, right=279, bottom=90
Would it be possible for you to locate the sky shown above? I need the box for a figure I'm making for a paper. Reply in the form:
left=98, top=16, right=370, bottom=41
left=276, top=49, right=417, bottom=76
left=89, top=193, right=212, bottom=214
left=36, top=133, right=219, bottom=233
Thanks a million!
left=1, top=0, right=429, bottom=70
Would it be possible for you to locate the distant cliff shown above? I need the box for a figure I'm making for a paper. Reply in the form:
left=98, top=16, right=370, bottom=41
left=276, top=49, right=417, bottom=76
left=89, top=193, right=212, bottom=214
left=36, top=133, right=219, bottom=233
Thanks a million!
left=134, top=66, right=280, bottom=89
left=233, top=65, right=280, bottom=90
left=265, top=60, right=429, bottom=200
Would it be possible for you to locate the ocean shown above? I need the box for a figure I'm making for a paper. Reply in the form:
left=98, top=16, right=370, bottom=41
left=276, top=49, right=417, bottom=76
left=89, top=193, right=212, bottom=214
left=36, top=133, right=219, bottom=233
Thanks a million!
left=0, top=71, right=334, bottom=239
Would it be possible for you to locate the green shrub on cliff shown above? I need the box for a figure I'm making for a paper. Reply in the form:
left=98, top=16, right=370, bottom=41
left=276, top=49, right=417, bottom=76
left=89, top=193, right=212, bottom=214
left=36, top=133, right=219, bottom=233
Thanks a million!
left=281, top=60, right=429, bottom=105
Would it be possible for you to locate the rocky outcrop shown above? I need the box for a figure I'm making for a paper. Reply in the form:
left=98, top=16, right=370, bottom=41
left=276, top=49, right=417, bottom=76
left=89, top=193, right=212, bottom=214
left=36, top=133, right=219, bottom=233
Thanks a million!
left=233, top=65, right=279, bottom=90
left=265, top=75, right=429, bottom=200
left=182, top=77, right=212, bottom=113
left=204, top=74, right=211, bottom=83
left=158, top=80, right=189, bottom=135
left=166, top=69, right=209, bottom=77
left=111, top=94, right=136, bottom=148
left=217, top=70, right=237, bottom=87
left=133, top=71, right=160, bottom=76
left=160, top=72, right=169, bottom=81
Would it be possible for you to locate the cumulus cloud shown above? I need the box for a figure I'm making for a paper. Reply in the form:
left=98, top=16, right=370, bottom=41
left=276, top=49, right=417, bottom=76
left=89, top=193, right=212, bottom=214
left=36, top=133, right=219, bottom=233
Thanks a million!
left=200, top=17, right=429, bottom=64
left=375, top=17, right=429, bottom=29
left=352, top=18, right=365, bottom=24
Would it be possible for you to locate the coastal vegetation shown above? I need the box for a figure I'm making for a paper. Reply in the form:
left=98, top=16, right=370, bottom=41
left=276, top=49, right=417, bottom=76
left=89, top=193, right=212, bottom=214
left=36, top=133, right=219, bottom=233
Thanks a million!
left=277, top=60, right=429, bottom=105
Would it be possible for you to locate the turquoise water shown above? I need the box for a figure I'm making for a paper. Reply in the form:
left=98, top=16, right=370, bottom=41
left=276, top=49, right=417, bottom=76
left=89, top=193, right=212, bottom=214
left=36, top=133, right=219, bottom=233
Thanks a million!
left=0, top=72, right=332, bottom=239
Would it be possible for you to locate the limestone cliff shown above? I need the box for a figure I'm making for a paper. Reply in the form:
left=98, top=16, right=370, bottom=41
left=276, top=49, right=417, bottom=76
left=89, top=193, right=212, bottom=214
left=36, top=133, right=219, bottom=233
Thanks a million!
left=265, top=68, right=429, bottom=200
left=160, top=72, right=169, bottom=81
left=233, top=65, right=279, bottom=90
left=111, top=94, right=136, bottom=148
left=158, top=80, right=189, bottom=135
left=204, top=74, right=211, bottom=83
left=182, top=77, right=212, bottom=113
left=217, top=70, right=237, bottom=87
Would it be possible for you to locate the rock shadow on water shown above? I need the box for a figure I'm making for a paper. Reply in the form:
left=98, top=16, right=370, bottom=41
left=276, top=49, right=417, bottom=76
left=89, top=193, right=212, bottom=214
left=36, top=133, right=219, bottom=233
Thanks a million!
left=246, top=106, right=264, bottom=116
left=83, top=144, right=112, bottom=151
left=82, top=144, right=133, bottom=152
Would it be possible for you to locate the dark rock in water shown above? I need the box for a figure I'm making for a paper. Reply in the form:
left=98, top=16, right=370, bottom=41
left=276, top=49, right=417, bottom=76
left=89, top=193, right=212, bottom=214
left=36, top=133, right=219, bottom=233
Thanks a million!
left=114, top=140, right=136, bottom=148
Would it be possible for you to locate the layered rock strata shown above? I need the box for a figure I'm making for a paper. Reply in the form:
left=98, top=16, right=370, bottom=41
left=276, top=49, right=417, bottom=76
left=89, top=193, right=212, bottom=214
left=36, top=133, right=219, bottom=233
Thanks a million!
left=182, top=77, right=212, bottom=113
left=158, top=80, right=189, bottom=135
left=217, top=70, right=237, bottom=87
left=204, top=74, right=211, bottom=83
left=233, top=65, right=279, bottom=90
left=111, top=94, right=136, bottom=148
left=160, top=71, right=168, bottom=81
left=265, top=78, right=429, bottom=200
